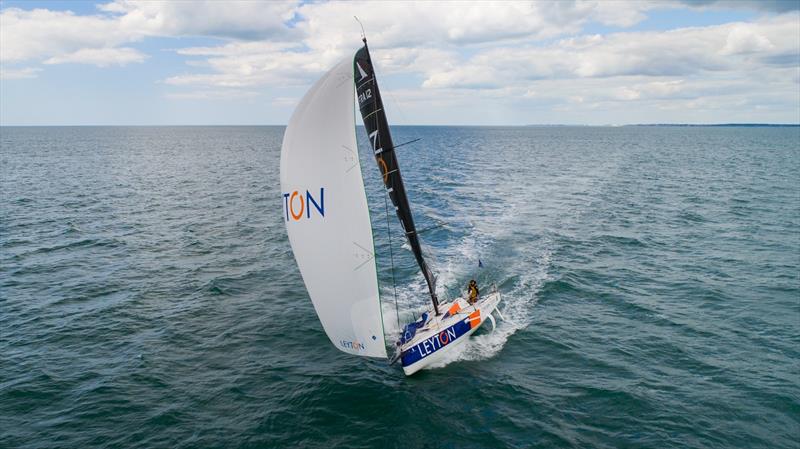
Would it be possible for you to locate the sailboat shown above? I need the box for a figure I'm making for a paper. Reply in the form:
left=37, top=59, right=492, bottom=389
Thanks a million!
left=280, top=35, right=502, bottom=376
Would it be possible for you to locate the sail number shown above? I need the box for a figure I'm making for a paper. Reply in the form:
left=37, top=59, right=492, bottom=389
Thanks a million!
left=358, top=88, right=372, bottom=106
left=282, top=188, right=325, bottom=221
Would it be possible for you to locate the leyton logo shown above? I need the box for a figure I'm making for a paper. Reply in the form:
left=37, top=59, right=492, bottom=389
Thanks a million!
left=413, top=327, right=458, bottom=359
left=283, top=187, right=325, bottom=221
left=340, top=340, right=365, bottom=351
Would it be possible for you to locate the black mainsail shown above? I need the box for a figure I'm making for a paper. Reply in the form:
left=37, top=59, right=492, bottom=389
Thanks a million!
left=354, top=40, right=440, bottom=316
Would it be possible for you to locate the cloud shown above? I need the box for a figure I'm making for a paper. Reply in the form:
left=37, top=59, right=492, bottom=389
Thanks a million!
left=1, top=0, right=798, bottom=124
left=155, top=1, right=659, bottom=89
left=0, top=1, right=299, bottom=70
left=98, top=0, right=299, bottom=40
left=295, top=1, right=656, bottom=50
left=677, top=0, right=800, bottom=13
left=720, top=24, right=775, bottom=55
left=377, top=70, right=798, bottom=125
left=0, top=7, right=139, bottom=63
left=166, top=89, right=260, bottom=100
left=0, top=66, right=42, bottom=80
left=139, top=1, right=797, bottom=125
left=271, top=96, right=298, bottom=107
left=421, top=14, right=799, bottom=89
left=43, top=47, right=147, bottom=66
left=164, top=41, right=318, bottom=87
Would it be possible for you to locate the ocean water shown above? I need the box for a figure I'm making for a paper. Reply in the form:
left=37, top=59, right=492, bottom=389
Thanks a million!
left=1, top=125, right=798, bottom=449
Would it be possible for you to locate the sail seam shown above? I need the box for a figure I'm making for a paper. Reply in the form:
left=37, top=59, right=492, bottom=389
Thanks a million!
left=362, top=108, right=383, bottom=120
left=356, top=77, right=374, bottom=89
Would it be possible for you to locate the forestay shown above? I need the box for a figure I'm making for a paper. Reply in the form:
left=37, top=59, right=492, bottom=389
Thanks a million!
left=280, top=58, right=387, bottom=359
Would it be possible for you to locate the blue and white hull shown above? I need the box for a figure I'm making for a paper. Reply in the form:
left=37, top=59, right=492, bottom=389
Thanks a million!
left=399, top=291, right=501, bottom=376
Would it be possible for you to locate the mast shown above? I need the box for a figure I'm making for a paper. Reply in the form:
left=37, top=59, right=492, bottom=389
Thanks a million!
left=354, top=39, right=441, bottom=316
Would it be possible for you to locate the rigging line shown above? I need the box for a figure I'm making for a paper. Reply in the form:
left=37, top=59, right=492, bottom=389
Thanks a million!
left=364, top=44, right=419, bottom=145
left=378, top=97, right=403, bottom=328
left=407, top=221, right=446, bottom=235
left=390, top=138, right=422, bottom=151
left=384, top=186, right=401, bottom=329
left=383, top=85, right=410, bottom=126
left=373, top=137, right=421, bottom=156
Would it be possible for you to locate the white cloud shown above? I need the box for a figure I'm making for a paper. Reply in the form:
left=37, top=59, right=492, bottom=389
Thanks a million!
left=0, top=1, right=299, bottom=69
left=720, top=24, right=775, bottom=55
left=0, top=66, right=41, bottom=79
left=271, top=96, right=298, bottom=107
left=157, top=1, right=659, bottom=89
left=98, top=0, right=299, bottom=40
left=421, top=14, right=799, bottom=89
left=166, top=89, right=260, bottom=100
left=43, top=47, right=147, bottom=66
left=1, top=0, right=798, bottom=123
left=0, top=7, right=138, bottom=63
left=677, top=0, right=800, bottom=13
left=379, top=72, right=798, bottom=124
left=146, top=3, right=799, bottom=124
left=296, top=1, right=655, bottom=49
left=164, top=41, right=317, bottom=87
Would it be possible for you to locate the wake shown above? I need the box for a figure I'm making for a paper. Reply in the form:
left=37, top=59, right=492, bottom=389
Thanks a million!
left=427, top=245, right=552, bottom=368
left=380, top=199, right=554, bottom=371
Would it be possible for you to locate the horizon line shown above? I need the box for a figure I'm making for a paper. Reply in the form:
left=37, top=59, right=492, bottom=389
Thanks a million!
left=1, top=123, right=798, bottom=128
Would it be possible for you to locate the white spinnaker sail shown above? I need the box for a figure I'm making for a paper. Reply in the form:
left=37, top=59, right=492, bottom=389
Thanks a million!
left=280, top=57, right=387, bottom=359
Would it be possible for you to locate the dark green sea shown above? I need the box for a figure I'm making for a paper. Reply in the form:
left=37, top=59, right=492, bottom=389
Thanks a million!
left=1, top=125, right=798, bottom=448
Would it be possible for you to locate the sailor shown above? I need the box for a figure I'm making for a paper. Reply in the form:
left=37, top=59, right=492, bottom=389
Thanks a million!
left=468, top=280, right=479, bottom=304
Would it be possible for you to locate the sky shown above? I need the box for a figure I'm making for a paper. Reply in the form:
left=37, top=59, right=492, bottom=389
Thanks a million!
left=1, top=0, right=798, bottom=126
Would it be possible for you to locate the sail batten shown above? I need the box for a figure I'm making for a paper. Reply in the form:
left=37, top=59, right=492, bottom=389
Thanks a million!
left=354, top=42, right=440, bottom=315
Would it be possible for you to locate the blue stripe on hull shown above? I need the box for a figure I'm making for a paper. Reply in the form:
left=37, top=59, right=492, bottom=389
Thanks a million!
left=401, top=319, right=472, bottom=367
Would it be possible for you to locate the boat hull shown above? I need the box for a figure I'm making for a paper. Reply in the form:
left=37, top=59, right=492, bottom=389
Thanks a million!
left=400, top=291, right=501, bottom=376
